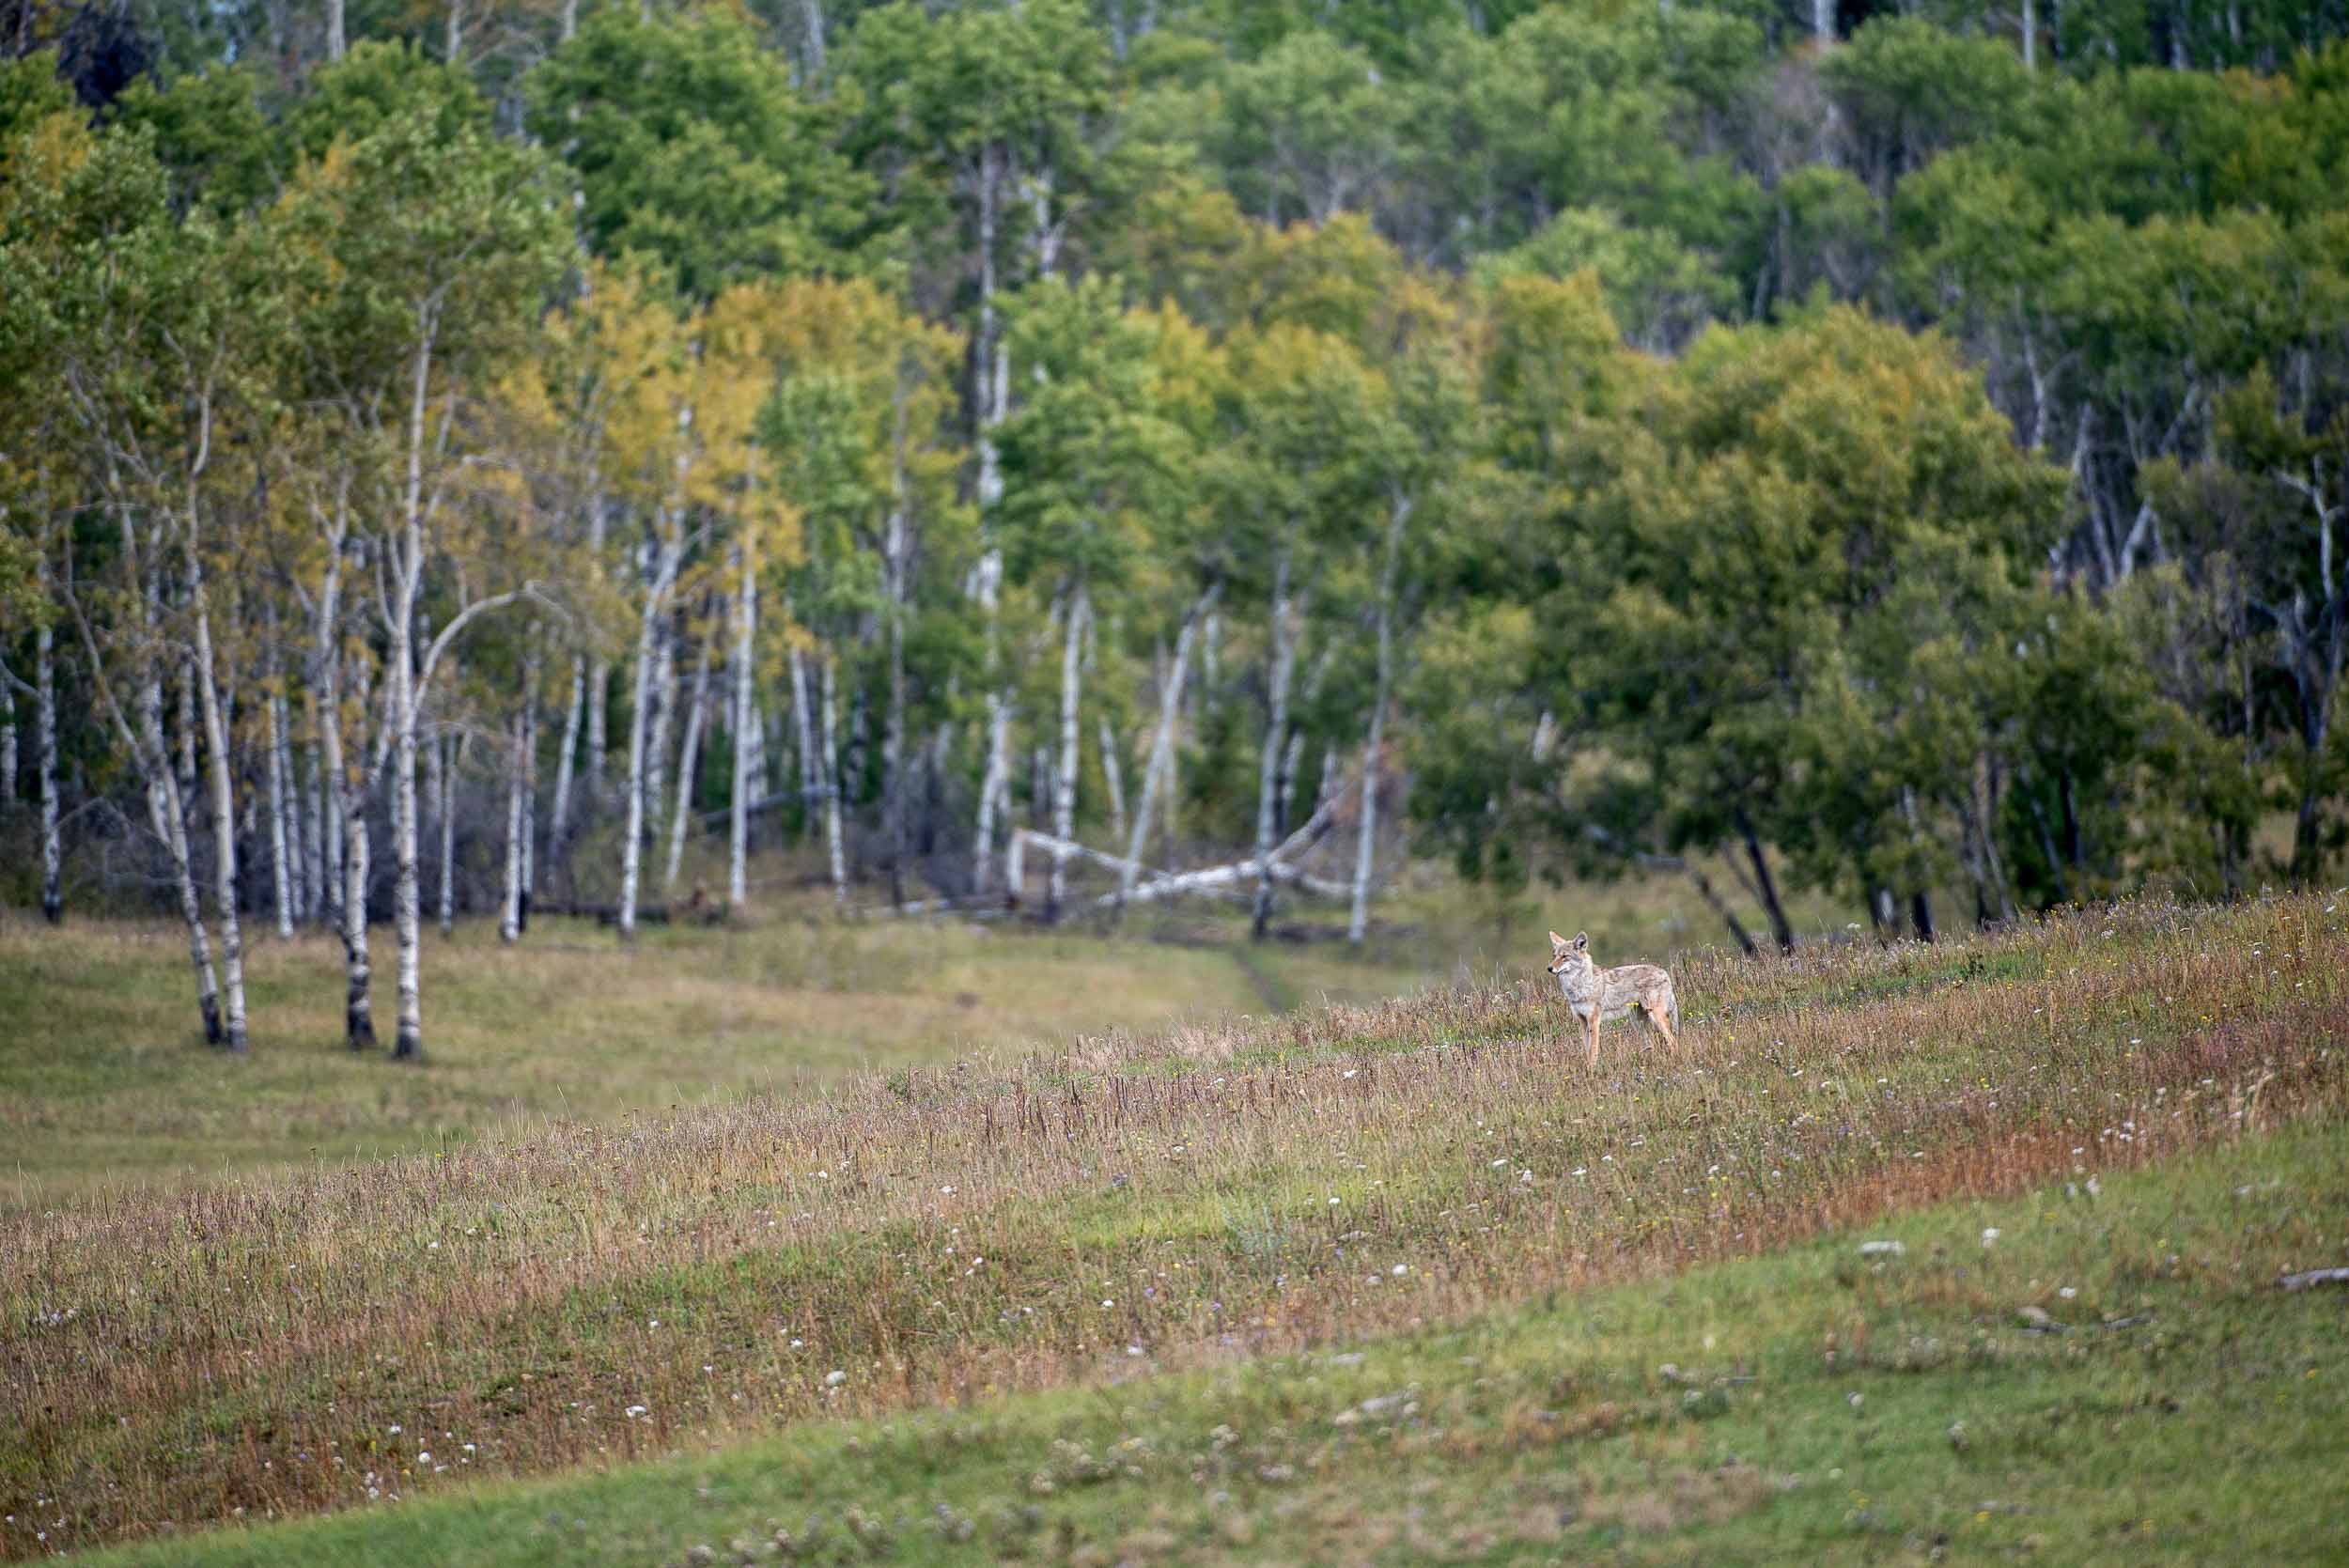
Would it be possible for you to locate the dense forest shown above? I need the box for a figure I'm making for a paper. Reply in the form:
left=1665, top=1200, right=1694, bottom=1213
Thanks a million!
left=3, top=0, right=2346, bottom=1054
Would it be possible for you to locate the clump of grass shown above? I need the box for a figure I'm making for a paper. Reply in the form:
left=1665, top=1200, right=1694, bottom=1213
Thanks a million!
left=3, top=894, right=2343, bottom=1558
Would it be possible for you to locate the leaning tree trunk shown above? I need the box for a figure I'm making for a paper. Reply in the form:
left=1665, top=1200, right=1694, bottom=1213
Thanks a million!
left=1735, top=803, right=1797, bottom=953
left=148, top=638, right=222, bottom=1045
left=1047, top=583, right=1088, bottom=922
left=663, top=633, right=713, bottom=895
left=1116, top=584, right=1215, bottom=916
left=548, top=652, right=584, bottom=896
left=1251, top=557, right=1296, bottom=942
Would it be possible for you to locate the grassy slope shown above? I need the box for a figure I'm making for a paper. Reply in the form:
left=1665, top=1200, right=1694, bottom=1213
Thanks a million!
left=0, top=853, right=1848, bottom=1204
left=69, top=1117, right=2349, bottom=1567
left=0, top=907, right=1448, bottom=1203
left=7, top=893, right=2343, bottom=1561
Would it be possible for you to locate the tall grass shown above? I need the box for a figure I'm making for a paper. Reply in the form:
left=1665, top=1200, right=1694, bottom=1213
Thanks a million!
left=3, top=894, right=2342, bottom=1559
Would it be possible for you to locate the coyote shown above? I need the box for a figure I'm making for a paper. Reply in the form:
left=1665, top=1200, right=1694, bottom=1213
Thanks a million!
left=1547, top=930, right=1680, bottom=1065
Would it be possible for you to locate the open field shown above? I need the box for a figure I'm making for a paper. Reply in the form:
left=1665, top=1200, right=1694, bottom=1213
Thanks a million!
left=0, top=854, right=1844, bottom=1203
left=63, top=1116, right=2349, bottom=1567
left=5, top=893, right=2343, bottom=1560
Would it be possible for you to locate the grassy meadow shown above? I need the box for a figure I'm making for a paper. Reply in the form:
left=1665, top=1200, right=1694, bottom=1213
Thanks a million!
left=4, top=889, right=2345, bottom=1561
left=0, top=854, right=1842, bottom=1203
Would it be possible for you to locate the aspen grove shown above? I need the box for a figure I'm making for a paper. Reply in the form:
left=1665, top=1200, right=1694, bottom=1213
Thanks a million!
left=6, top=0, right=2349, bottom=1051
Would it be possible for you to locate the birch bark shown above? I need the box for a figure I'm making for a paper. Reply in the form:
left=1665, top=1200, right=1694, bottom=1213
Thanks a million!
left=1047, top=583, right=1089, bottom=921
left=1349, top=492, right=1410, bottom=945
left=820, top=652, right=846, bottom=904
left=617, top=533, right=683, bottom=937
left=1116, top=583, right=1215, bottom=915
left=1251, top=558, right=1296, bottom=941
left=267, top=663, right=295, bottom=939
left=663, top=631, right=713, bottom=893
left=501, top=706, right=525, bottom=943
left=728, top=552, right=755, bottom=910
left=548, top=653, right=584, bottom=894
left=37, top=582, right=60, bottom=924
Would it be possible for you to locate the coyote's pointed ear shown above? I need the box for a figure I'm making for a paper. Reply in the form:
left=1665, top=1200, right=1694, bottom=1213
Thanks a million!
left=1548, top=930, right=1568, bottom=950
left=1572, top=931, right=1589, bottom=950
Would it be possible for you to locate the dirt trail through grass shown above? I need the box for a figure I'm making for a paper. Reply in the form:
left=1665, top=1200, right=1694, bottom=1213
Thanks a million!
left=5, top=896, right=2344, bottom=1560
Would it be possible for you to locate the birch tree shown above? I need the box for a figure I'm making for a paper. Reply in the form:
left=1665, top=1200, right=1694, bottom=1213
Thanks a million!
left=280, top=84, right=566, bottom=1056
left=996, top=278, right=1196, bottom=919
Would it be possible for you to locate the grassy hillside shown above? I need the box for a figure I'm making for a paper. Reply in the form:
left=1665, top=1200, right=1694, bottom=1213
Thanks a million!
left=5, top=893, right=2342, bottom=1560
left=0, top=857, right=1844, bottom=1203
left=64, top=1118, right=2349, bottom=1567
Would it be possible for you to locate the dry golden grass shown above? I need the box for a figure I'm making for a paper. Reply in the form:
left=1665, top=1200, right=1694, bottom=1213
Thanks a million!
left=4, top=893, right=2343, bottom=1559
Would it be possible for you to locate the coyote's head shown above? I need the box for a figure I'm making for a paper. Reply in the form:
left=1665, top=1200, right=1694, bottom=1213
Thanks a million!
left=1547, top=930, right=1591, bottom=975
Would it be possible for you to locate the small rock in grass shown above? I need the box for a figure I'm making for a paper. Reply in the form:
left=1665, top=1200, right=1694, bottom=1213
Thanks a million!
left=1859, top=1241, right=1906, bottom=1258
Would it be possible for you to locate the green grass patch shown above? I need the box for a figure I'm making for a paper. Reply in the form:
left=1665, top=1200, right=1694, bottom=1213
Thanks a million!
left=65, top=1118, right=2349, bottom=1566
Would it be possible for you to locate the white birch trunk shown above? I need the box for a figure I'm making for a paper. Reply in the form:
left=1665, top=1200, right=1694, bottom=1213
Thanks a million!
left=520, top=652, right=538, bottom=925
left=974, top=691, right=1011, bottom=893
left=188, top=578, right=248, bottom=1051
left=1048, top=583, right=1088, bottom=921
left=586, top=653, right=609, bottom=807
left=1251, top=559, right=1295, bottom=941
left=619, top=590, right=661, bottom=937
left=646, top=617, right=677, bottom=847
left=154, top=707, right=223, bottom=1044
left=389, top=325, right=432, bottom=1063
left=882, top=490, right=909, bottom=909
left=176, top=660, right=198, bottom=806
left=663, top=632, right=713, bottom=894
left=789, top=641, right=818, bottom=837
left=320, top=645, right=374, bottom=1047
left=326, top=0, right=345, bottom=58
left=343, top=785, right=372, bottom=1045
left=501, top=706, right=525, bottom=943
left=37, top=603, right=60, bottom=924
left=301, top=744, right=319, bottom=923
left=548, top=653, right=584, bottom=893
left=437, top=731, right=459, bottom=936
left=729, top=555, right=756, bottom=910
left=1097, top=714, right=1127, bottom=847
left=820, top=652, right=846, bottom=905
left=1350, top=493, right=1410, bottom=945
left=267, top=682, right=295, bottom=939
left=1117, top=584, right=1214, bottom=913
